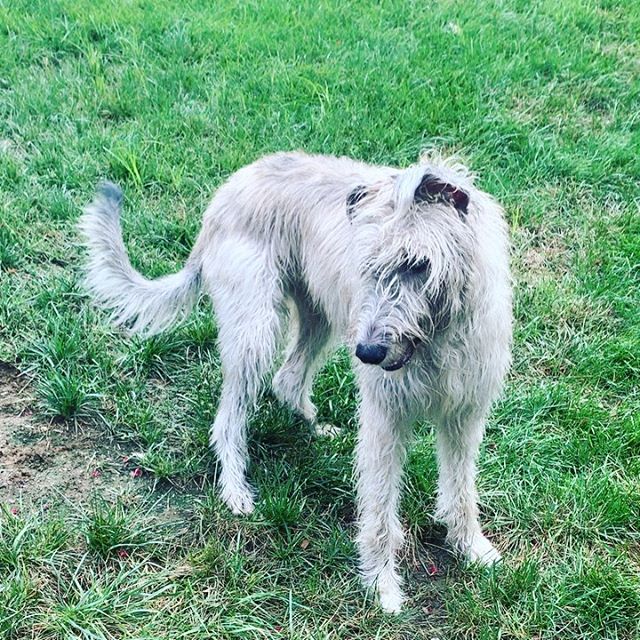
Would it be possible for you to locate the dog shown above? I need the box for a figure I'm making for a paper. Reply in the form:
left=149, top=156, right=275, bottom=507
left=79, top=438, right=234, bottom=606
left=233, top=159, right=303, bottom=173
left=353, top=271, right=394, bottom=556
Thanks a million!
left=79, top=150, right=512, bottom=613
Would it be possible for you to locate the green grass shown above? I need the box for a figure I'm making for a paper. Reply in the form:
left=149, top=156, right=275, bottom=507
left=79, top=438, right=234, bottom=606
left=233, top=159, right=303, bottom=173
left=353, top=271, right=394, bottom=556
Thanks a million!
left=1, top=0, right=639, bottom=637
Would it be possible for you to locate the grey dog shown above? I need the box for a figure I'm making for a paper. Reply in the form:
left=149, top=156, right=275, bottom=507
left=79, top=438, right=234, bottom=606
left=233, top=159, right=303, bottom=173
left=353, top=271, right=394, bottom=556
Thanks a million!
left=80, top=150, right=512, bottom=612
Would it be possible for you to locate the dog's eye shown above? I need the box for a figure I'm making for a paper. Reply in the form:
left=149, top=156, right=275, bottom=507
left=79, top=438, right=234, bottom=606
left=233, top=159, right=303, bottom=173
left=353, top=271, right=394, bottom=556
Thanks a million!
left=400, top=259, right=431, bottom=277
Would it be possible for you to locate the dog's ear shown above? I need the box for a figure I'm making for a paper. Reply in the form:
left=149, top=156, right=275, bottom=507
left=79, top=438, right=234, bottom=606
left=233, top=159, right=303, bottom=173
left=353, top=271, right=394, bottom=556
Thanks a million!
left=346, top=185, right=368, bottom=221
left=414, top=173, right=469, bottom=215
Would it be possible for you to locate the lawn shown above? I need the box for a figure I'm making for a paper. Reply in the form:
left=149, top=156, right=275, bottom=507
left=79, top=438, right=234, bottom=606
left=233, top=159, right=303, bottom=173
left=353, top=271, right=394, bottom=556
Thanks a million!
left=1, top=0, right=639, bottom=638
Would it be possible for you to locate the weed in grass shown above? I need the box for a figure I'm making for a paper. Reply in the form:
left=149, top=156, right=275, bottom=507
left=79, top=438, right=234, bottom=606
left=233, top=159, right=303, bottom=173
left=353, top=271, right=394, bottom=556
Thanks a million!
left=0, top=507, right=69, bottom=569
left=315, top=527, right=354, bottom=568
left=118, top=404, right=165, bottom=448
left=25, top=321, right=84, bottom=367
left=0, top=573, right=35, bottom=639
left=37, top=368, right=98, bottom=421
left=139, top=447, right=196, bottom=480
left=41, top=562, right=174, bottom=639
left=258, top=471, right=307, bottom=530
left=83, top=498, right=159, bottom=559
left=123, top=333, right=188, bottom=379
left=32, top=274, right=81, bottom=314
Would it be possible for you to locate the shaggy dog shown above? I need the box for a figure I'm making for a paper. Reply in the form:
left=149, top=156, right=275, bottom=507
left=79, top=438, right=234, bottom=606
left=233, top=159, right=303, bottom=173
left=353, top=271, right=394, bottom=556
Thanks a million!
left=80, top=151, right=512, bottom=612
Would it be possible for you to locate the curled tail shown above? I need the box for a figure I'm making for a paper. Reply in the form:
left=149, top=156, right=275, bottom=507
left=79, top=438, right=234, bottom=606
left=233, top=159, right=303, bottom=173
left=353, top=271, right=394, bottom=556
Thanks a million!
left=79, top=182, right=202, bottom=337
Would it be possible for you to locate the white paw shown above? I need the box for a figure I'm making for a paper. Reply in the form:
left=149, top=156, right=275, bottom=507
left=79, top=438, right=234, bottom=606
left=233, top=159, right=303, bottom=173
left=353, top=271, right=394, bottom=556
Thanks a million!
left=466, top=533, right=502, bottom=566
left=221, top=485, right=255, bottom=515
left=376, top=569, right=404, bottom=614
left=378, top=580, right=404, bottom=614
left=314, top=422, right=342, bottom=438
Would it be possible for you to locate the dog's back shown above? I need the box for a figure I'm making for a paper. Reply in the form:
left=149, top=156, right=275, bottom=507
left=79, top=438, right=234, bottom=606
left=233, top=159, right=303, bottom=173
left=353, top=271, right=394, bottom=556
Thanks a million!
left=194, top=152, right=391, bottom=332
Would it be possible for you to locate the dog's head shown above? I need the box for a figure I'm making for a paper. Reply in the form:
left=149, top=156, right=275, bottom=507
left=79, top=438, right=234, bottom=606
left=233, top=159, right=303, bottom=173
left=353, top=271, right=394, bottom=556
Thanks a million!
left=346, top=160, right=476, bottom=372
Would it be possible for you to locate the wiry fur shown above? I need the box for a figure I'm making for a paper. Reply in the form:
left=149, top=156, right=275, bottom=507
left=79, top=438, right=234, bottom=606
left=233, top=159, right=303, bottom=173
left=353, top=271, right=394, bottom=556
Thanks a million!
left=79, top=151, right=512, bottom=613
left=79, top=182, right=201, bottom=336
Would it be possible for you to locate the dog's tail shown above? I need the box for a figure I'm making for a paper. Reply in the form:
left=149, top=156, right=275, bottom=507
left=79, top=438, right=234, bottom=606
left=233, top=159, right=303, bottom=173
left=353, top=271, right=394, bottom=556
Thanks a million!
left=78, top=182, right=202, bottom=337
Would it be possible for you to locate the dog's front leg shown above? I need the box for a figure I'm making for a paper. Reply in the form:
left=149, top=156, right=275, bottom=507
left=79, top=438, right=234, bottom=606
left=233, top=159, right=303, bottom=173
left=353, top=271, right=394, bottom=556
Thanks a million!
left=434, top=416, right=501, bottom=564
left=355, top=384, right=409, bottom=613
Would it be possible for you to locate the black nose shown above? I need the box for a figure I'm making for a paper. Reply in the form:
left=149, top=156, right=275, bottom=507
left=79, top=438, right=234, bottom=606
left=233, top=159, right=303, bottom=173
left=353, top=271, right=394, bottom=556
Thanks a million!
left=355, top=343, right=388, bottom=365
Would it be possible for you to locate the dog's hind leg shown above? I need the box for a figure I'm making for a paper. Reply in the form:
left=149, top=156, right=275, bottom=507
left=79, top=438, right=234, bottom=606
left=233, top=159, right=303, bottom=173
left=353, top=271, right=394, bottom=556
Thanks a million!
left=272, top=292, right=335, bottom=436
left=433, top=414, right=501, bottom=564
left=355, top=381, right=410, bottom=613
left=204, top=238, right=285, bottom=515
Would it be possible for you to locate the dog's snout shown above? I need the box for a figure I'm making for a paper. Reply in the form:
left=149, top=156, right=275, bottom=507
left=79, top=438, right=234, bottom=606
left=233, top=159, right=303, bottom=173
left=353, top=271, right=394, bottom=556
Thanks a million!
left=355, top=343, right=388, bottom=365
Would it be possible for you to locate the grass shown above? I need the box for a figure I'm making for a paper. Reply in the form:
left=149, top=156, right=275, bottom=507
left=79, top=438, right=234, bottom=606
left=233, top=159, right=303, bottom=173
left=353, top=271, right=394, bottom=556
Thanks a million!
left=0, top=0, right=639, bottom=637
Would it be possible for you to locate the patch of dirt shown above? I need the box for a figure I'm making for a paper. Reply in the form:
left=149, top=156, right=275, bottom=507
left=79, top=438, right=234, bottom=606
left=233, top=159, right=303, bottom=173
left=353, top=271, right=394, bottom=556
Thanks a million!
left=0, top=362, right=144, bottom=508
left=400, top=526, right=456, bottom=624
left=515, top=230, right=570, bottom=285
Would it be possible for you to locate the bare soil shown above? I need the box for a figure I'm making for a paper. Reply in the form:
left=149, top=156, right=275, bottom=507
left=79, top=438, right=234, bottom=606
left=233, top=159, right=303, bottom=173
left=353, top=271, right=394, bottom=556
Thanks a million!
left=0, top=361, right=142, bottom=509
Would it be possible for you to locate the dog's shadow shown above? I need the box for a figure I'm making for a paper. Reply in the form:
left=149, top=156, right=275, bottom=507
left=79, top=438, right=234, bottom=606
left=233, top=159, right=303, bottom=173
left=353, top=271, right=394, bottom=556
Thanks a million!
left=247, top=391, right=357, bottom=522
left=248, top=392, right=460, bottom=572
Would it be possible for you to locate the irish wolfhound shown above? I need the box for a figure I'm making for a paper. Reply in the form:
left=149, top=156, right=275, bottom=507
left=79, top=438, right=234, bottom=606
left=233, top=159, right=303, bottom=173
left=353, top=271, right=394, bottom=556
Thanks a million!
left=80, top=151, right=512, bottom=612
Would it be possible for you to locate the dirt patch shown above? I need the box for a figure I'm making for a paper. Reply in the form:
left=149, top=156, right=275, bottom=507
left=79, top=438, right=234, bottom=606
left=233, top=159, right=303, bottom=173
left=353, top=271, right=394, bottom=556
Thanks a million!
left=515, top=229, right=570, bottom=285
left=0, top=362, right=145, bottom=509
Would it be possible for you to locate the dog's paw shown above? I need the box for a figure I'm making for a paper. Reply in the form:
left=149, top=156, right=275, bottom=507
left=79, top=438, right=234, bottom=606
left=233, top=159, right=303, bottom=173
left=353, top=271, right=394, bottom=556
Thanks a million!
left=466, top=533, right=501, bottom=566
left=221, top=485, right=256, bottom=516
left=378, top=577, right=404, bottom=614
left=314, top=422, right=342, bottom=438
